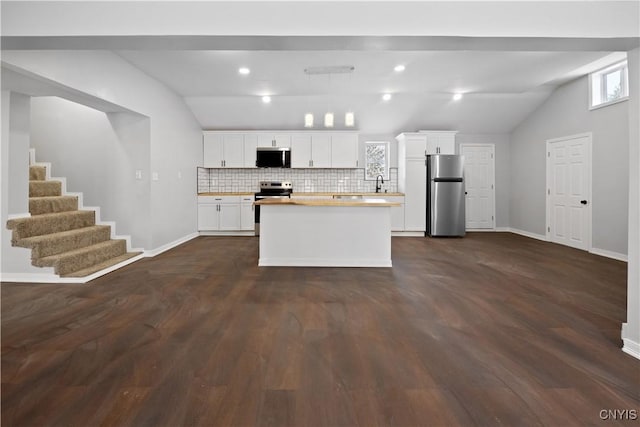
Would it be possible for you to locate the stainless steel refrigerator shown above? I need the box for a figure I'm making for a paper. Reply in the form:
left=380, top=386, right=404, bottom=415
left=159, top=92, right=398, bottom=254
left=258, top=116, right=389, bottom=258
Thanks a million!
left=426, top=155, right=466, bottom=237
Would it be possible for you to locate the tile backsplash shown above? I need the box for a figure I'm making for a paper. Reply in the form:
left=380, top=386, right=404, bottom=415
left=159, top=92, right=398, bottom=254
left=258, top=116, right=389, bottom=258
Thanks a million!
left=198, top=168, right=398, bottom=193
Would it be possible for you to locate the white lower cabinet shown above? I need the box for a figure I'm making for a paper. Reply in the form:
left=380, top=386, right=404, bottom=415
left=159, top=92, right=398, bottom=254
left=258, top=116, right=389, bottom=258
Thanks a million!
left=366, top=195, right=405, bottom=231
left=403, top=159, right=427, bottom=231
left=240, top=196, right=255, bottom=231
left=198, top=196, right=242, bottom=231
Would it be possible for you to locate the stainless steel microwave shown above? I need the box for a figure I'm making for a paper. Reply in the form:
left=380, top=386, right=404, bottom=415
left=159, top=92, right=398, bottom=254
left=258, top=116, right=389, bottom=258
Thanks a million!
left=256, top=147, right=291, bottom=168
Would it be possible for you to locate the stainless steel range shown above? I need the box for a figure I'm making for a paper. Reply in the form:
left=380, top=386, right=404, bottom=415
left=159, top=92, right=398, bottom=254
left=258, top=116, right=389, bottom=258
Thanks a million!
left=254, top=181, right=292, bottom=235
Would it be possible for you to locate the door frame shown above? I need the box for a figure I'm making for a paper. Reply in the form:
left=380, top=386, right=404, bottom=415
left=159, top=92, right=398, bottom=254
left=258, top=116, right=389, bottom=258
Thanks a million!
left=545, top=132, right=593, bottom=251
left=459, top=143, right=496, bottom=230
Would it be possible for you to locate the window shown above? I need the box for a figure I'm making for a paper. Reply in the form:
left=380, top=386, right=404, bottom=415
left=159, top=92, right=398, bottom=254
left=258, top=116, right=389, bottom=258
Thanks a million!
left=365, top=141, right=389, bottom=180
left=590, top=60, right=629, bottom=109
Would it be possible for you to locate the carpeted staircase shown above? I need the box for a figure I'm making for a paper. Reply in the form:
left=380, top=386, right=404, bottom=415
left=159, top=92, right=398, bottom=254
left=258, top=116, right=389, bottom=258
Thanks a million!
left=6, top=165, right=141, bottom=278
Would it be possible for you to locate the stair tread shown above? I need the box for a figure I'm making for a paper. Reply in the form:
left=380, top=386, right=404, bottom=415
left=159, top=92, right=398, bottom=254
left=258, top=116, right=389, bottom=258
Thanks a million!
left=62, top=252, right=142, bottom=278
left=8, top=210, right=94, bottom=224
left=38, top=239, right=126, bottom=263
left=29, top=196, right=77, bottom=201
left=18, top=225, right=111, bottom=245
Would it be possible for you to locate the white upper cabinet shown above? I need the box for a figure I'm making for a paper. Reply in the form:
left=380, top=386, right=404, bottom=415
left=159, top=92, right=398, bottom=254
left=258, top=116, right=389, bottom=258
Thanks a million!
left=243, top=134, right=258, bottom=168
left=203, top=132, right=244, bottom=168
left=203, top=134, right=224, bottom=168
left=223, top=134, right=244, bottom=167
left=257, top=133, right=292, bottom=148
left=330, top=133, right=358, bottom=168
left=426, top=131, right=456, bottom=154
left=397, top=131, right=457, bottom=158
left=291, top=134, right=312, bottom=168
left=311, top=133, right=332, bottom=168
left=204, top=131, right=358, bottom=169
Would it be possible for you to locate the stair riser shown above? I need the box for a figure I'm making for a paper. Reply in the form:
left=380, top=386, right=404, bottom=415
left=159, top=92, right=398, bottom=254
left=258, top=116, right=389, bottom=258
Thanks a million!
left=9, top=211, right=96, bottom=241
left=29, top=197, right=78, bottom=215
left=29, top=166, right=46, bottom=181
left=36, top=240, right=127, bottom=275
left=29, top=181, right=62, bottom=197
left=30, top=227, right=112, bottom=259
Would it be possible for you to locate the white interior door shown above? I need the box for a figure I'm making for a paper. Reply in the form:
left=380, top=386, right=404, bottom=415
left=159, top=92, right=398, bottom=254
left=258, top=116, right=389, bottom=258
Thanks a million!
left=547, top=134, right=591, bottom=251
left=461, top=144, right=495, bottom=229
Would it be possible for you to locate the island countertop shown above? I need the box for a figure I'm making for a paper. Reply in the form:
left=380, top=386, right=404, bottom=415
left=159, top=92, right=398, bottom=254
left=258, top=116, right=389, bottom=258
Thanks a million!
left=254, top=198, right=400, bottom=207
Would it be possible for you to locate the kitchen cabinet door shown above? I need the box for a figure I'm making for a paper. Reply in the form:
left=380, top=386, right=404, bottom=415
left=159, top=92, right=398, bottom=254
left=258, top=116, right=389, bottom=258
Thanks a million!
left=243, top=134, right=258, bottom=168
left=257, top=133, right=291, bottom=147
left=240, top=197, right=255, bottom=231
left=404, top=159, right=427, bottom=231
left=311, top=134, right=331, bottom=168
left=203, top=134, right=224, bottom=168
left=291, top=134, right=312, bottom=168
left=367, top=196, right=405, bottom=231
left=404, top=135, right=428, bottom=158
left=197, top=204, right=219, bottom=230
left=223, top=134, right=244, bottom=167
left=218, top=203, right=241, bottom=230
left=330, top=133, right=358, bottom=168
left=437, top=133, right=456, bottom=154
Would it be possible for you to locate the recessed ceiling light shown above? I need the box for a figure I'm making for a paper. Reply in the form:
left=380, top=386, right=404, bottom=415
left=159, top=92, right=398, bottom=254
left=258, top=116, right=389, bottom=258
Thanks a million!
left=394, top=65, right=405, bottom=72
left=453, top=93, right=463, bottom=101
left=262, top=95, right=271, bottom=103
left=238, top=67, right=250, bottom=75
left=382, top=93, right=392, bottom=101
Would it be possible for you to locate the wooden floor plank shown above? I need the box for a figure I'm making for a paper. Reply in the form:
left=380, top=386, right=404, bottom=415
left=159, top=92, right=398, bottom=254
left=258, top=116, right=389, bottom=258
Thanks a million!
left=2, top=233, right=638, bottom=426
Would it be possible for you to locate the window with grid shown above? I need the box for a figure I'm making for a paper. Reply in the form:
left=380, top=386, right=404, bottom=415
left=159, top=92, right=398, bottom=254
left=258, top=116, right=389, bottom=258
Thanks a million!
left=365, top=141, right=389, bottom=180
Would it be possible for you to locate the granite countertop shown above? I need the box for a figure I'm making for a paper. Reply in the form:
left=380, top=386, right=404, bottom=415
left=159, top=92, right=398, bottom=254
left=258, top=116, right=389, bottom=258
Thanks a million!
left=254, top=198, right=401, bottom=207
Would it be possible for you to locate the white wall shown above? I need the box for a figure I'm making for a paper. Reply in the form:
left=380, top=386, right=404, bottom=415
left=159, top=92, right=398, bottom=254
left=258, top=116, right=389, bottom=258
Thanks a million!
left=456, top=134, right=511, bottom=229
left=510, top=75, right=629, bottom=255
left=2, top=50, right=202, bottom=252
left=1, top=91, right=55, bottom=277
left=30, top=97, right=152, bottom=249
left=623, top=48, right=640, bottom=357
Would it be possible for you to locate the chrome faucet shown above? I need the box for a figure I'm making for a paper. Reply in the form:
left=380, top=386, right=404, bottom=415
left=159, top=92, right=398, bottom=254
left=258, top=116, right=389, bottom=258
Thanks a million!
left=375, top=175, right=385, bottom=193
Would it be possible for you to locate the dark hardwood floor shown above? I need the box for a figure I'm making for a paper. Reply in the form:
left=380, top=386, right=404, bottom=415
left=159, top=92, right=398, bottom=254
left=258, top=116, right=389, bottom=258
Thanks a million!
left=2, top=233, right=638, bottom=426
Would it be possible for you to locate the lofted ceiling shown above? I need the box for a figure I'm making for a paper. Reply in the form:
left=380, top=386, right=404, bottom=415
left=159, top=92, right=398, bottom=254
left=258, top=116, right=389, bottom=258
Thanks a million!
left=117, top=49, right=623, bottom=134
left=3, top=1, right=637, bottom=136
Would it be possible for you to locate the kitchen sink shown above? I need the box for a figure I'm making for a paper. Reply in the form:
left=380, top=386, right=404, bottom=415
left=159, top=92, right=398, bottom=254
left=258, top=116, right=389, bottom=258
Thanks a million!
left=332, top=195, right=363, bottom=199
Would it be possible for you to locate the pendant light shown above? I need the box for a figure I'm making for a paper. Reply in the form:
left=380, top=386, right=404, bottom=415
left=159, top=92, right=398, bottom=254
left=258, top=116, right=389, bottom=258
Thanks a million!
left=304, top=73, right=314, bottom=127
left=304, top=113, right=314, bottom=128
left=324, top=74, right=334, bottom=128
left=345, top=112, right=355, bottom=127
left=345, top=71, right=355, bottom=127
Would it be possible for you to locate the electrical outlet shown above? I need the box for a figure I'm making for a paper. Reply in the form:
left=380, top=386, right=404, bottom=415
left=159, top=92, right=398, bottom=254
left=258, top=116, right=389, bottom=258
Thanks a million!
left=135, top=170, right=142, bottom=180
left=152, top=172, right=159, bottom=181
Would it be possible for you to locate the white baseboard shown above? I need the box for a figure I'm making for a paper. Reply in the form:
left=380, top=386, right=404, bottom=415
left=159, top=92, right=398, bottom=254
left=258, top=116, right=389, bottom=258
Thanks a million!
left=393, top=231, right=424, bottom=237
left=144, top=232, right=199, bottom=257
left=466, top=228, right=497, bottom=232
left=495, top=227, right=510, bottom=232
left=1, top=253, right=146, bottom=284
left=508, top=227, right=547, bottom=242
left=199, top=231, right=256, bottom=237
left=622, top=338, right=640, bottom=360
left=258, top=257, right=392, bottom=267
left=590, top=247, right=628, bottom=262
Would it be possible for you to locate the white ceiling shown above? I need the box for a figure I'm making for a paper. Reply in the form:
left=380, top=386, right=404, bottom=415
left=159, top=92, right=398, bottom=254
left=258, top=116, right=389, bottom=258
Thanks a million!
left=117, top=49, right=620, bottom=134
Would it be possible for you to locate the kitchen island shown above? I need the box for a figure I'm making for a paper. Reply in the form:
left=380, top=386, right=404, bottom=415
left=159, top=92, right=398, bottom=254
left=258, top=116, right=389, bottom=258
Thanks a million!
left=254, top=198, right=400, bottom=267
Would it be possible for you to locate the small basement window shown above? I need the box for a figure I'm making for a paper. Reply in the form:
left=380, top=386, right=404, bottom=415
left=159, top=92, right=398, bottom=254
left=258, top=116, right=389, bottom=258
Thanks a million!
left=590, top=60, right=629, bottom=109
left=365, top=141, right=389, bottom=180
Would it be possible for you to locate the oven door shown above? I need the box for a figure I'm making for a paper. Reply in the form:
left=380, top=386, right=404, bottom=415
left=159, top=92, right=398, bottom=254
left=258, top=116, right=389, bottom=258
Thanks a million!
left=254, top=194, right=290, bottom=235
